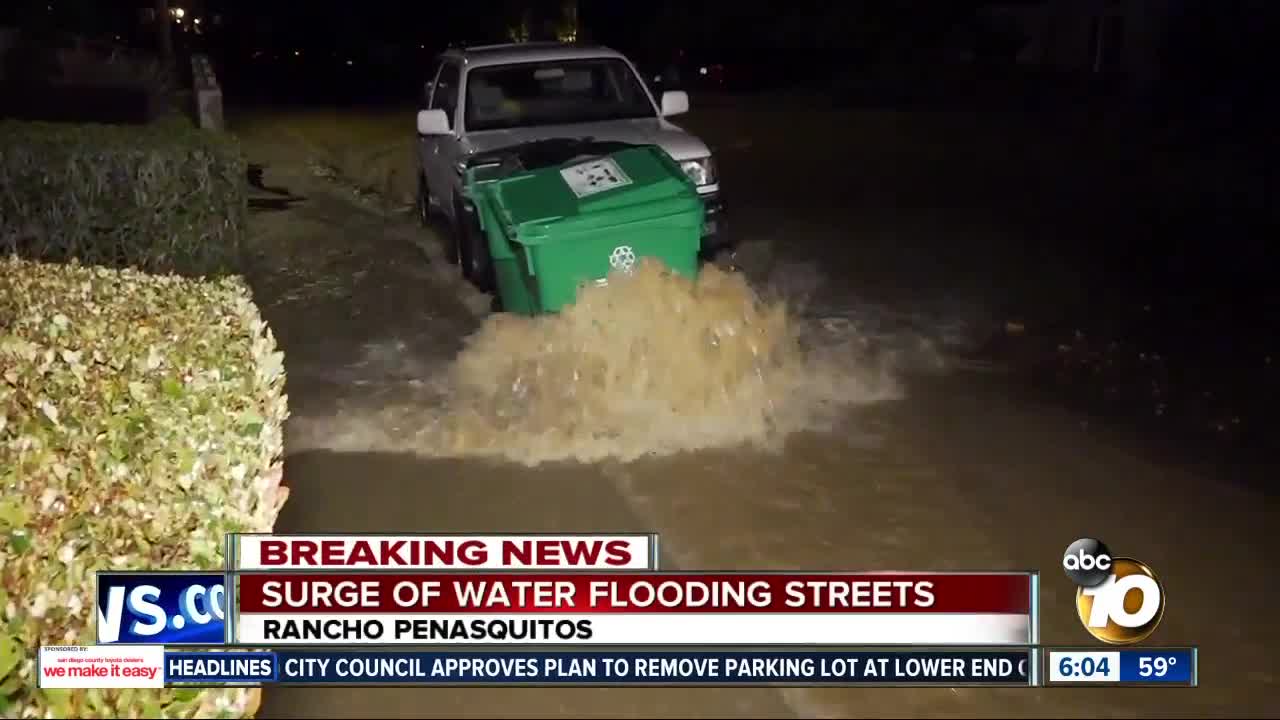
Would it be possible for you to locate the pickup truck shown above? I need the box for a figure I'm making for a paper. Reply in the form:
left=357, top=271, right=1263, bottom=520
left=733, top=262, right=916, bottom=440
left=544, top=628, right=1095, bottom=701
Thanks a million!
left=415, top=42, right=728, bottom=290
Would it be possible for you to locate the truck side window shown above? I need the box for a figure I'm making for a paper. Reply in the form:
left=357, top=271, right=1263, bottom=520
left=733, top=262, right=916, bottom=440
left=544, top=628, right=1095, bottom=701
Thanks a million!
left=430, top=63, right=460, bottom=129
left=423, top=62, right=442, bottom=109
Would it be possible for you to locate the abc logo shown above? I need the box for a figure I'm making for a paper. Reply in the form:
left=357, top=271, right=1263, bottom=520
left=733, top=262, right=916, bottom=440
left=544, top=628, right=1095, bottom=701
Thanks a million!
left=1062, top=537, right=1165, bottom=645
left=1062, top=537, right=1113, bottom=586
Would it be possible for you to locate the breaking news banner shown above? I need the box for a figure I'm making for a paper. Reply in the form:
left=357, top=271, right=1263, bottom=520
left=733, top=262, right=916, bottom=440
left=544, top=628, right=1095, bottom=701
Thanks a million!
left=231, top=572, right=1036, bottom=646
left=232, top=533, right=658, bottom=571
left=41, top=648, right=1033, bottom=689
left=93, top=534, right=657, bottom=646
left=1046, top=648, right=1197, bottom=687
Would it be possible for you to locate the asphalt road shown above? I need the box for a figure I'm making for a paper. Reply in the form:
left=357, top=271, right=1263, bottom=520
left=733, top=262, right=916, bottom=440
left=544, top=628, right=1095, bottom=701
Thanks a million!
left=232, top=101, right=1278, bottom=718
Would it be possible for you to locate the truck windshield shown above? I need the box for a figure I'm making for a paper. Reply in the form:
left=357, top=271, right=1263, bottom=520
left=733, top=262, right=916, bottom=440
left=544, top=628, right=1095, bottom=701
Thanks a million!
left=464, top=58, right=656, bottom=132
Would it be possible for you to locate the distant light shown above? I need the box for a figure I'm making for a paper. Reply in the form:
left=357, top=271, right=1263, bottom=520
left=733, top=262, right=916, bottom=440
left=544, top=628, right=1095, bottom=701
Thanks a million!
left=173, top=7, right=185, bottom=18
left=294, top=50, right=301, bottom=57
left=193, top=17, right=200, bottom=25
left=699, top=66, right=707, bottom=75
left=653, top=75, right=661, bottom=83
left=346, top=60, right=354, bottom=66
left=420, top=44, right=426, bottom=49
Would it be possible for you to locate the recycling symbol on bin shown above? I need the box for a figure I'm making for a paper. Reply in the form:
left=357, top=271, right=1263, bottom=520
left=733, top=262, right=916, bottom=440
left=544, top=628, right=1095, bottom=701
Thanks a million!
left=609, top=245, right=637, bottom=273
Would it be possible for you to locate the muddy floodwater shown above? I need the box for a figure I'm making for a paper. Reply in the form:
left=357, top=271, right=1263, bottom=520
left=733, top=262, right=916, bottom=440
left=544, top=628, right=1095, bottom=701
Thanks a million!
left=235, top=109, right=1278, bottom=718
left=352, top=258, right=897, bottom=465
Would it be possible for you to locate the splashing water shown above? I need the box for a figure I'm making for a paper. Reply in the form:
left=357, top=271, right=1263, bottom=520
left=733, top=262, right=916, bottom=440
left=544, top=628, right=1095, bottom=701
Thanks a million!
left=419, top=259, right=901, bottom=465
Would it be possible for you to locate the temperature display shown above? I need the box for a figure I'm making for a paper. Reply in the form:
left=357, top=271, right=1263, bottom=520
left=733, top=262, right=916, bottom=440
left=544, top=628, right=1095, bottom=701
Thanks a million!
left=1120, top=649, right=1195, bottom=683
left=1047, top=648, right=1196, bottom=686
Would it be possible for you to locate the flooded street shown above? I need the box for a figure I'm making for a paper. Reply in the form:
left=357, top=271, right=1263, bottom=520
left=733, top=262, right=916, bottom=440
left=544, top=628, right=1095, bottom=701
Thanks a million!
left=233, top=105, right=1278, bottom=717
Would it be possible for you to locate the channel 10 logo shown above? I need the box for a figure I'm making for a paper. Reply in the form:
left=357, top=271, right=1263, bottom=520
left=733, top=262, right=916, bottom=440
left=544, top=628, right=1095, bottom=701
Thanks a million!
left=1062, top=538, right=1165, bottom=645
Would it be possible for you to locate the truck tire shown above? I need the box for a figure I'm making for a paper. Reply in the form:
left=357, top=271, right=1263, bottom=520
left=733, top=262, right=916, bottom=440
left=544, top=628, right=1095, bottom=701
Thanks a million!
left=420, top=173, right=459, bottom=264
left=455, top=195, right=495, bottom=293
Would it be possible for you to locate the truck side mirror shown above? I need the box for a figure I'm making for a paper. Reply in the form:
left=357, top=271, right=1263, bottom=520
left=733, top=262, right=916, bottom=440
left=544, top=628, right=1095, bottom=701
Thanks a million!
left=660, top=91, right=689, bottom=117
left=417, top=109, right=450, bottom=135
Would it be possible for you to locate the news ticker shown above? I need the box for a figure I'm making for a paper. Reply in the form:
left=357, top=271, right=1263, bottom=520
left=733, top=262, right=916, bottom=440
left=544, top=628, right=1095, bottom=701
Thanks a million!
left=38, top=646, right=1198, bottom=688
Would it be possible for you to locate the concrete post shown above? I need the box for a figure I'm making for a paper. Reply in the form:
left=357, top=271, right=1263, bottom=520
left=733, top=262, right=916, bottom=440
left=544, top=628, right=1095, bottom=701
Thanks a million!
left=191, top=54, right=223, bottom=131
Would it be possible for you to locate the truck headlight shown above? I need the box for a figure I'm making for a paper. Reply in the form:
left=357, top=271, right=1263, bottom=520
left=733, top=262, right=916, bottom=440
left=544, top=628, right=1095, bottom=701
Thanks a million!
left=680, top=157, right=716, bottom=187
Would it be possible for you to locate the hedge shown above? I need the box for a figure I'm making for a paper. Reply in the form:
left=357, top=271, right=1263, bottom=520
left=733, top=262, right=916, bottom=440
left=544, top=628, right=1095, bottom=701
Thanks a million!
left=0, top=116, right=247, bottom=277
left=0, top=257, right=289, bottom=718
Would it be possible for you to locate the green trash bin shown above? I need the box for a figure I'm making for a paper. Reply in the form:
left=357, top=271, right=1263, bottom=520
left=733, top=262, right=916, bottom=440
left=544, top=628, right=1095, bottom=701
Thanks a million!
left=465, top=143, right=704, bottom=315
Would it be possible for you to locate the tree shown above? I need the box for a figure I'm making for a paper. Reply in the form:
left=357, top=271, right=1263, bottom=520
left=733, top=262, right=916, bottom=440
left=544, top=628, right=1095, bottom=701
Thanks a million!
left=4, top=0, right=61, bottom=87
left=556, top=0, right=579, bottom=42
left=155, top=0, right=173, bottom=64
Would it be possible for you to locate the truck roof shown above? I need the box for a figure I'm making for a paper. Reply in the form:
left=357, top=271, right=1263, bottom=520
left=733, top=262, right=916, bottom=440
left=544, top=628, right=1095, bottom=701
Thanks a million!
left=444, top=43, right=628, bottom=70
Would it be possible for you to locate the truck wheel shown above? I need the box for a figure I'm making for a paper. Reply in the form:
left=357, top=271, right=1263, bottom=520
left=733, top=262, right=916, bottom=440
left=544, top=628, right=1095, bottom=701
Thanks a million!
left=421, top=174, right=459, bottom=264
left=456, top=196, right=495, bottom=293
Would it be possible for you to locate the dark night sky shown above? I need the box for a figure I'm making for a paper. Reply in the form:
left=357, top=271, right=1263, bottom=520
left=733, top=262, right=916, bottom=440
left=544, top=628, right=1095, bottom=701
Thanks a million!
left=3, top=0, right=1273, bottom=112
left=193, top=0, right=1007, bottom=68
left=6, top=1, right=1263, bottom=61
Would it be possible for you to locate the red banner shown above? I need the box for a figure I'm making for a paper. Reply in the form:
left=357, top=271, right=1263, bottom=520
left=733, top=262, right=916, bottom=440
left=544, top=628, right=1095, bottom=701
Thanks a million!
left=236, top=573, right=1031, bottom=614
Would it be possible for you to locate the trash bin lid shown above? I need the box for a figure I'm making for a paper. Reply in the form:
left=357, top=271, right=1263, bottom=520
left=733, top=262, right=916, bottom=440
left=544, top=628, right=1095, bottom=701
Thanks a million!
left=488, top=145, right=702, bottom=243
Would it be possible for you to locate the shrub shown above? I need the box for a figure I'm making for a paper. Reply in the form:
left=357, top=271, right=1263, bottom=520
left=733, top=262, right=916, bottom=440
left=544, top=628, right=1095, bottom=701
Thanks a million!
left=0, top=257, right=289, bottom=718
left=1, top=29, right=175, bottom=124
left=55, top=43, right=176, bottom=98
left=0, top=117, right=247, bottom=277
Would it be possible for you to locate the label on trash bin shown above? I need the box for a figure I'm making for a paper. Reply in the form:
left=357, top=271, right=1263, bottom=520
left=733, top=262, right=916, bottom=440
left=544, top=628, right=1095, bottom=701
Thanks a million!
left=560, top=158, right=632, bottom=198
left=609, top=245, right=637, bottom=273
